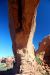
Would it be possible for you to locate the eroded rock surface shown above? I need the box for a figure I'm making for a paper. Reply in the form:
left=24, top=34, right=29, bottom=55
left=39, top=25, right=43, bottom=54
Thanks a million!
left=16, top=48, right=50, bottom=75
left=36, top=35, right=50, bottom=66
left=8, top=0, right=39, bottom=74
left=8, top=0, right=39, bottom=54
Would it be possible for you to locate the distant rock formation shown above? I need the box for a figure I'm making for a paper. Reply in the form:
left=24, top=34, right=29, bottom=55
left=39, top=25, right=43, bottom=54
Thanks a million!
left=36, top=35, right=50, bottom=66
left=8, top=0, right=39, bottom=74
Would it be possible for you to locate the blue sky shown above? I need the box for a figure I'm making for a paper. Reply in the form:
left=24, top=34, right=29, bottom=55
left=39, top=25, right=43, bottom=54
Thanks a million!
left=33, top=0, right=50, bottom=50
left=0, top=0, right=50, bottom=57
left=0, top=0, right=13, bottom=58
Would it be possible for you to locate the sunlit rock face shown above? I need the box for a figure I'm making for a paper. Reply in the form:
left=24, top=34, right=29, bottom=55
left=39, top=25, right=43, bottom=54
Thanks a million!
left=8, top=0, right=39, bottom=74
left=8, top=0, right=39, bottom=50
left=36, top=35, right=50, bottom=66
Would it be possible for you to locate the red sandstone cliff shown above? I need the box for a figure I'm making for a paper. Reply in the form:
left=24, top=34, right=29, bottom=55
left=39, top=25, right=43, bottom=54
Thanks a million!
left=8, top=0, right=39, bottom=50
left=36, top=35, right=50, bottom=66
left=8, top=0, right=39, bottom=74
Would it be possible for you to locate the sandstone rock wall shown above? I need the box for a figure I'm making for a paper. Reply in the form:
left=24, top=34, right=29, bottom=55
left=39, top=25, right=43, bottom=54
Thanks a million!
left=8, top=0, right=39, bottom=74
left=36, top=35, right=50, bottom=66
left=8, top=0, right=39, bottom=51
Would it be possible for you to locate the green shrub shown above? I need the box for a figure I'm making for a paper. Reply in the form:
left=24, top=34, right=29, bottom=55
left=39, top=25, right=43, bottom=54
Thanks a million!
left=34, top=56, right=42, bottom=65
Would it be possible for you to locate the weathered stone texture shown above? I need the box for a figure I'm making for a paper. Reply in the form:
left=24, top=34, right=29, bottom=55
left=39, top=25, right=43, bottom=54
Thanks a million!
left=36, top=35, right=50, bottom=66
left=8, top=0, right=39, bottom=50
left=8, top=0, right=39, bottom=74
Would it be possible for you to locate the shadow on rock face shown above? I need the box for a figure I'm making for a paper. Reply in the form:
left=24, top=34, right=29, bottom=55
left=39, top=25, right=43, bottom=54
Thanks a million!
left=14, top=53, right=21, bottom=73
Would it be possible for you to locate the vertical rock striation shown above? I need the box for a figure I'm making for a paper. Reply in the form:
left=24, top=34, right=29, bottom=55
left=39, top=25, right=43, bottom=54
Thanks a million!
left=8, top=0, right=39, bottom=74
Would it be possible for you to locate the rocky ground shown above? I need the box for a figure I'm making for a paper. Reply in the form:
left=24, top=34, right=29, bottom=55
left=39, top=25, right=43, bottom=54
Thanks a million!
left=16, top=48, right=50, bottom=75
left=0, top=48, right=50, bottom=75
